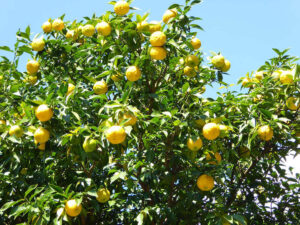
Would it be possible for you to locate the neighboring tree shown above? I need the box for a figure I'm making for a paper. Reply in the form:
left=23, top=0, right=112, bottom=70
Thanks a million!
left=0, top=0, right=299, bottom=224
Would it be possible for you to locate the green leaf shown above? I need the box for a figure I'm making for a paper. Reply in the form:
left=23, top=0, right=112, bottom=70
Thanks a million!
left=0, top=46, right=13, bottom=52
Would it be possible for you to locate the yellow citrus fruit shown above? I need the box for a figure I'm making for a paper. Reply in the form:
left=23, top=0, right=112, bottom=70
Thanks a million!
left=280, top=71, right=293, bottom=84
left=258, top=125, right=273, bottom=141
left=195, top=119, right=205, bottom=128
left=148, top=21, right=162, bottom=33
left=67, top=83, right=75, bottom=96
left=65, top=30, right=75, bottom=39
left=187, top=138, right=203, bottom=151
left=96, top=188, right=111, bottom=203
left=150, top=47, right=167, bottom=60
left=96, top=22, right=112, bottom=36
left=197, top=174, right=214, bottom=191
left=111, top=73, right=123, bottom=82
left=35, top=104, right=54, bottom=122
left=286, top=97, right=298, bottom=111
left=150, top=31, right=167, bottom=47
left=26, top=76, right=38, bottom=85
left=220, top=59, right=231, bottom=72
left=242, top=77, right=251, bottom=87
left=83, top=138, right=97, bottom=152
left=183, top=66, right=196, bottom=77
left=191, top=37, right=201, bottom=50
left=219, top=124, right=229, bottom=138
left=65, top=200, right=82, bottom=217
left=239, top=146, right=250, bottom=158
left=211, top=55, right=225, bottom=68
left=271, top=70, right=282, bottom=80
left=206, top=152, right=222, bottom=164
left=34, top=127, right=50, bottom=143
left=52, top=19, right=64, bottom=31
left=106, top=126, right=126, bottom=144
left=31, top=38, right=45, bottom=52
left=42, top=21, right=52, bottom=33
left=36, top=142, right=46, bottom=151
left=255, top=71, right=264, bottom=80
left=162, top=9, right=177, bottom=23
left=126, top=66, right=141, bottom=82
left=203, top=123, right=220, bottom=140
left=185, top=55, right=200, bottom=67
left=82, top=24, right=95, bottom=37
left=9, top=125, right=23, bottom=138
left=26, top=60, right=40, bottom=75
left=137, top=21, right=149, bottom=32
left=20, top=168, right=28, bottom=175
left=93, top=80, right=108, bottom=95
left=114, top=0, right=130, bottom=16
left=120, top=113, right=137, bottom=126
left=0, top=120, right=6, bottom=125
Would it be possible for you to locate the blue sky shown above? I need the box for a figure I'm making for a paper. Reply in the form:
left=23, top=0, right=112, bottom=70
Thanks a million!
left=1, top=0, right=299, bottom=90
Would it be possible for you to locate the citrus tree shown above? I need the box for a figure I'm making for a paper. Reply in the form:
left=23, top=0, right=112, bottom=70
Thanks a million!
left=0, top=0, right=299, bottom=224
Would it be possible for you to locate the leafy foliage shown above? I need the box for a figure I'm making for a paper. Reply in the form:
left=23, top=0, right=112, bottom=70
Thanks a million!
left=0, top=0, right=299, bottom=224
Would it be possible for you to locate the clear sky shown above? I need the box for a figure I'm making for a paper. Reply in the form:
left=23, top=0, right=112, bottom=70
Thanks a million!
left=0, top=0, right=299, bottom=173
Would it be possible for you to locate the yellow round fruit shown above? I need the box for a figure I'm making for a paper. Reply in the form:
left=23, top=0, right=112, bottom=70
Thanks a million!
left=191, top=37, right=201, bottom=50
left=286, top=97, right=299, bottom=111
left=221, top=59, right=231, bottom=72
left=106, top=126, right=126, bottom=144
left=34, top=127, right=50, bottom=143
left=35, top=104, right=54, bottom=122
left=52, top=19, right=64, bottom=31
left=197, top=174, right=214, bottom=191
left=0, top=120, right=6, bottom=125
left=150, top=47, right=167, bottom=60
left=185, top=55, right=200, bottom=67
left=203, top=123, right=220, bottom=140
left=42, top=21, right=52, bottom=33
left=96, top=188, right=111, bottom=203
left=65, top=200, right=82, bottom=217
left=271, top=70, right=282, bottom=80
left=31, top=38, right=45, bottom=52
left=219, top=124, right=229, bottom=138
left=137, top=21, right=149, bottom=32
left=121, top=113, right=137, bottom=126
left=280, top=71, right=293, bottom=84
left=26, top=60, right=40, bottom=75
left=148, top=21, right=162, bottom=33
left=150, top=31, right=167, bottom=47
left=82, top=24, right=95, bottom=37
left=239, top=146, right=250, bottom=158
left=67, top=83, right=75, bottom=96
left=20, top=168, right=28, bottom=175
left=26, top=76, right=38, bottom=85
left=114, top=0, right=130, bottom=16
left=258, top=125, right=273, bottom=141
left=96, top=22, right=112, bottom=36
left=111, top=73, right=123, bottom=82
left=206, top=152, right=222, bottom=165
left=242, top=77, right=251, bottom=87
left=195, top=119, right=205, bottom=128
left=93, top=80, right=108, bottom=95
left=9, top=125, right=23, bottom=138
left=65, top=30, right=75, bottom=39
left=126, top=66, right=141, bottom=82
left=37, top=142, right=46, bottom=151
left=183, top=66, right=197, bottom=77
left=211, top=55, right=225, bottom=68
left=187, top=138, right=203, bottom=151
left=162, top=9, right=177, bottom=23
left=255, top=71, right=264, bottom=80
left=83, top=138, right=97, bottom=152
